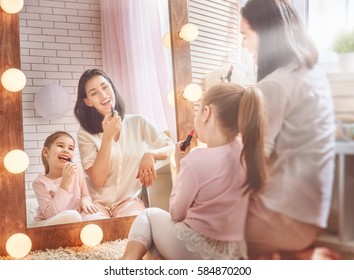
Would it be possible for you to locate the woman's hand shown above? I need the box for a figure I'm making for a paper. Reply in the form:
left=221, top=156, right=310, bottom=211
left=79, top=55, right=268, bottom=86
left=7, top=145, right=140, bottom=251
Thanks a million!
left=102, top=111, right=121, bottom=140
left=80, top=198, right=99, bottom=214
left=174, top=141, right=191, bottom=173
left=60, top=162, right=77, bottom=191
left=136, top=152, right=157, bottom=187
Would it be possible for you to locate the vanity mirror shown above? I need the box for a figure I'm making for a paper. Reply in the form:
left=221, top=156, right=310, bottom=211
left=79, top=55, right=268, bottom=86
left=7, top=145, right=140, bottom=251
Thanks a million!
left=22, top=0, right=173, bottom=229
left=0, top=0, right=194, bottom=256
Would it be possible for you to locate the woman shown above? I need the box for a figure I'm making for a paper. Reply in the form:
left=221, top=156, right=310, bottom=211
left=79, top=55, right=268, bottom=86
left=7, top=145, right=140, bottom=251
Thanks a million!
left=74, top=69, right=174, bottom=218
left=240, top=0, right=339, bottom=259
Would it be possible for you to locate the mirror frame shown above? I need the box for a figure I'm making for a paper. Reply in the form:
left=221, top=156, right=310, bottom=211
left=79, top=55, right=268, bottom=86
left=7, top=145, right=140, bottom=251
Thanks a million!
left=0, top=0, right=194, bottom=256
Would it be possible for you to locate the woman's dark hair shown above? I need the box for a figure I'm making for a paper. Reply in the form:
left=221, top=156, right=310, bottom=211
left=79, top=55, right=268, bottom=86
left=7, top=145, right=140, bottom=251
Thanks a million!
left=74, top=69, right=126, bottom=134
left=241, top=0, right=318, bottom=81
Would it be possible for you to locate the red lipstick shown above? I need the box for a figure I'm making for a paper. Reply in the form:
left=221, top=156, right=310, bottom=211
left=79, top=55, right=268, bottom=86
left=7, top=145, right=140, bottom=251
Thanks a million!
left=224, top=65, right=233, bottom=82
left=181, top=129, right=194, bottom=152
left=111, top=105, right=114, bottom=117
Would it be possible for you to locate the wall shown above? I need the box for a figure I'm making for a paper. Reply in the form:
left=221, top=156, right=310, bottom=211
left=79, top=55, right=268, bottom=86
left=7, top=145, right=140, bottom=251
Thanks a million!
left=189, top=0, right=241, bottom=112
left=20, top=0, right=102, bottom=197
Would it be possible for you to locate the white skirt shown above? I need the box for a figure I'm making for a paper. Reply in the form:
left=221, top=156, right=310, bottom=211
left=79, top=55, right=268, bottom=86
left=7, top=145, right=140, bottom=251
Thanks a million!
left=175, top=222, right=248, bottom=260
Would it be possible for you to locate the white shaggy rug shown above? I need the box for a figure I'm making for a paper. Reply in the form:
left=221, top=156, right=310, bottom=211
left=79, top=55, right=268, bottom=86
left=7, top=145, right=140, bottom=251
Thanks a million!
left=1, top=239, right=128, bottom=260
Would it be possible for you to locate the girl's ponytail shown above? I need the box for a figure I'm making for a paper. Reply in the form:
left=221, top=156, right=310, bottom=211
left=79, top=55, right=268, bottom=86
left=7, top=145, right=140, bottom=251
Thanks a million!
left=238, top=87, right=268, bottom=192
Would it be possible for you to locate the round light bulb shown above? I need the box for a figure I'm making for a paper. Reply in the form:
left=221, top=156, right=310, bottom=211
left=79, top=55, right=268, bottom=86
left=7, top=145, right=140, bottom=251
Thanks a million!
left=167, top=89, right=175, bottom=106
left=179, top=23, right=199, bottom=42
left=0, top=0, right=24, bottom=14
left=162, top=32, right=171, bottom=48
left=80, top=224, right=103, bottom=247
left=1, top=68, right=26, bottom=92
left=6, top=233, right=32, bottom=259
left=4, top=149, right=29, bottom=174
left=183, top=83, right=202, bottom=102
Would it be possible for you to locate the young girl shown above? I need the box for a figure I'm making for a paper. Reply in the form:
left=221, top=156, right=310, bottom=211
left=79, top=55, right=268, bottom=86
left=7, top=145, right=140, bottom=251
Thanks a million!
left=122, top=83, right=268, bottom=260
left=31, top=131, right=100, bottom=227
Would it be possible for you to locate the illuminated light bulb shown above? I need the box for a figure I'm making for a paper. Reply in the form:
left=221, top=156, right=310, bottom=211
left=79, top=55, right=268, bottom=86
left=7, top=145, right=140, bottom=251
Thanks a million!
left=183, top=83, right=202, bottom=102
left=6, top=233, right=32, bottom=259
left=80, top=224, right=103, bottom=247
left=1, top=68, right=26, bottom=92
left=4, top=149, right=29, bottom=174
left=162, top=32, right=171, bottom=48
left=178, top=23, right=199, bottom=42
left=167, top=89, right=175, bottom=106
left=0, top=0, right=24, bottom=14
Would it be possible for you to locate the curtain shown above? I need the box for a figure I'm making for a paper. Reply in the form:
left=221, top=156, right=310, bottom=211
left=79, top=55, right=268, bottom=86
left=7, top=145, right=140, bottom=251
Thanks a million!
left=101, top=0, right=176, bottom=141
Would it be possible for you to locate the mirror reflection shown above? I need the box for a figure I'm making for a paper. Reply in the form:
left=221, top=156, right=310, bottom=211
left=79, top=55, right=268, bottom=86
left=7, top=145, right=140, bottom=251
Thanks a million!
left=22, top=0, right=175, bottom=228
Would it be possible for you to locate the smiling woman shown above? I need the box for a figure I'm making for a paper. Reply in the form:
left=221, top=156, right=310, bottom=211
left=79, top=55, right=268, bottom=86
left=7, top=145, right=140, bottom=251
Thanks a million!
left=73, top=68, right=175, bottom=219
left=0, top=0, right=194, bottom=256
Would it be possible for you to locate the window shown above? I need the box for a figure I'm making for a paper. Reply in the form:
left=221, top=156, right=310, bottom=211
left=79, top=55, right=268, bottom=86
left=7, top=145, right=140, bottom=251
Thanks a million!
left=294, top=0, right=354, bottom=70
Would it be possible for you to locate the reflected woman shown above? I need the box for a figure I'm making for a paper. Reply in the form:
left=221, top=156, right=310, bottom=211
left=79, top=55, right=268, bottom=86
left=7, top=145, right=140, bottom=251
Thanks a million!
left=240, top=0, right=338, bottom=259
left=74, top=69, right=174, bottom=219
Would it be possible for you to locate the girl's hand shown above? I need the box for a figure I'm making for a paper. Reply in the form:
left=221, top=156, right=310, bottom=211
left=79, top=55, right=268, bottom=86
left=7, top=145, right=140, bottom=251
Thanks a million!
left=174, top=141, right=191, bottom=173
left=136, top=152, right=157, bottom=187
left=102, top=111, right=121, bottom=140
left=80, top=198, right=99, bottom=214
left=60, top=162, right=77, bottom=191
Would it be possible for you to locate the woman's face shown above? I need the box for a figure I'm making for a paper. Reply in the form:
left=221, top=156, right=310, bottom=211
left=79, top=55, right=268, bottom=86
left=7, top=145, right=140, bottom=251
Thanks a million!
left=240, top=17, right=259, bottom=63
left=83, top=75, right=116, bottom=116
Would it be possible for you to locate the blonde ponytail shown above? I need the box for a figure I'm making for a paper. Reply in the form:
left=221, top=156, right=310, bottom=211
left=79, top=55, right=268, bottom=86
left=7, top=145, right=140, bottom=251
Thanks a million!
left=238, top=86, right=268, bottom=192
left=202, top=83, right=268, bottom=192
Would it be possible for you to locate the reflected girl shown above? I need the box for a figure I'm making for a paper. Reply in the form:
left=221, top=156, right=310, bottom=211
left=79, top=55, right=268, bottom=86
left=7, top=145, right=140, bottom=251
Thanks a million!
left=31, top=131, right=99, bottom=227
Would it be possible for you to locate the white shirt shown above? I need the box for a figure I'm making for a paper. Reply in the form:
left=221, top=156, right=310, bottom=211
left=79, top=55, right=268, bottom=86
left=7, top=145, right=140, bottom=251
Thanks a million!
left=258, top=64, right=335, bottom=228
left=77, top=114, right=174, bottom=208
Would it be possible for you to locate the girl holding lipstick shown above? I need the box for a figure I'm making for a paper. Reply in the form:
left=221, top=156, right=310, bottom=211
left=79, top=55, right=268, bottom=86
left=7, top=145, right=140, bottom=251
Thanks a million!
left=122, top=83, right=268, bottom=260
left=74, top=69, right=174, bottom=219
left=31, top=131, right=99, bottom=227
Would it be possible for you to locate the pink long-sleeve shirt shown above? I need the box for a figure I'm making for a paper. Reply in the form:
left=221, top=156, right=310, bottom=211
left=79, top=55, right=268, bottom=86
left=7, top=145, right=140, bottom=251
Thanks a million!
left=169, top=139, right=249, bottom=241
left=32, top=163, right=92, bottom=221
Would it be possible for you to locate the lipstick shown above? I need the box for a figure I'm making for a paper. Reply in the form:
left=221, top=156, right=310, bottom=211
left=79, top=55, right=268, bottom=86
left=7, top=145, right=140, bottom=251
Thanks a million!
left=111, top=106, right=114, bottom=117
left=224, top=65, right=233, bottom=82
left=66, top=158, right=72, bottom=163
left=181, top=129, right=194, bottom=152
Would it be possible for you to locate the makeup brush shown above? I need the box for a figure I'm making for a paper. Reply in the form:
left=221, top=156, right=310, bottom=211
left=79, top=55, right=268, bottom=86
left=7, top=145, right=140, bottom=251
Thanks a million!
left=181, top=129, right=195, bottom=152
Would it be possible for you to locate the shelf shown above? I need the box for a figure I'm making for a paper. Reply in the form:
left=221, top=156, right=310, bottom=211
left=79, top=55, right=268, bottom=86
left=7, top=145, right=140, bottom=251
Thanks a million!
left=317, top=231, right=354, bottom=254
left=335, top=141, right=354, bottom=154
left=327, top=72, right=354, bottom=82
left=333, top=142, right=354, bottom=244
